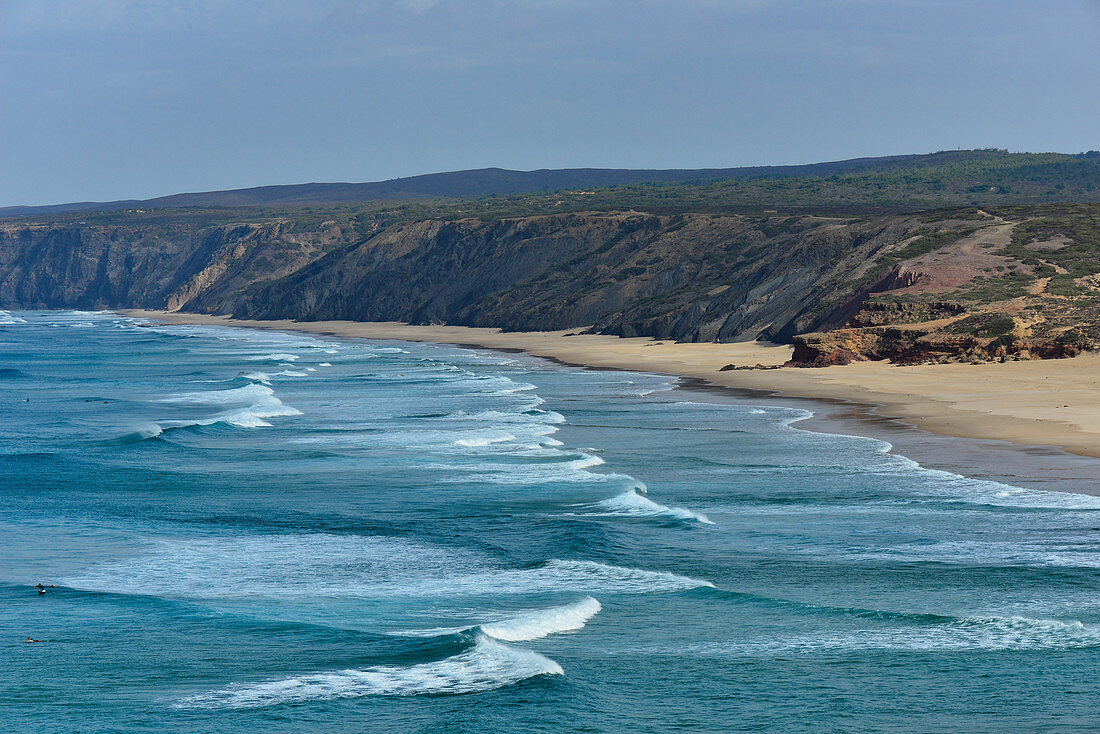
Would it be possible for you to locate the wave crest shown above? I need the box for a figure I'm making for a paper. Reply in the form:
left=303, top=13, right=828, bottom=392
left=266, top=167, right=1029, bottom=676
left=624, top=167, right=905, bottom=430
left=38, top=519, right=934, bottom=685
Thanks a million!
left=588, top=488, right=714, bottom=525
left=0, top=310, right=28, bottom=324
left=454, top=432, right=517, bottom=448
left=127, top=383, right=304, bottom=435
left=176, top=635, right=561, bottom=709
left=716, top=614, right=1100, bottom=656
left=481, top=597, right=601, bottom=641
left=247, top=353, right=300, bottom=362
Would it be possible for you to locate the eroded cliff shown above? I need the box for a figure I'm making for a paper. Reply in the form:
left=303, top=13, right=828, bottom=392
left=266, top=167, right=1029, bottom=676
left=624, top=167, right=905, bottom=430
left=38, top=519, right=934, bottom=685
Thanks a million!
left=2, top=201, right=1097, bottom=363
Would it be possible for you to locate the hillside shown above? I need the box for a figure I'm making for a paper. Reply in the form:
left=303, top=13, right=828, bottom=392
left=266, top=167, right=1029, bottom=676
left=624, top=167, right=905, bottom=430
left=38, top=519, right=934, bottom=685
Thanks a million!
left=0, top=156, right=925, bottom=218
left=1, top=150, right=1099, bottom=365
left=4, top=149, right=1100, bottom=218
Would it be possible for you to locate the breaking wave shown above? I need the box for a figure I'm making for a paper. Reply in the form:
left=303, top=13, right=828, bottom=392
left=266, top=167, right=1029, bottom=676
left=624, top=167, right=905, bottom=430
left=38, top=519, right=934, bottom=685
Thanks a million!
left=587, top=487, right=714, bottom=525
left=481, top=597, right=602, bottom=641
left=117, top=383, right=305, bottom=436
left=683, top=614, right=1100, bottom=657
left=238, top=370, right=308, bottom=384
left=247, top=353, right=300, bottom=362
left=61, top=534, right=713, bottom=600
left=455, top=432, right=517, bottom=448
left=0, top=310, right=28, bottom=325
left=177, top=634, right=562, bottom=709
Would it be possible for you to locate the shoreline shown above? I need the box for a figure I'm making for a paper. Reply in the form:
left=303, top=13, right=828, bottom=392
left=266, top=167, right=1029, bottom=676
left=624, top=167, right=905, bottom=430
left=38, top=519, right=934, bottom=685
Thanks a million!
left=121, top=310, right=1100, bottom=495
left=670, top=378, right=1100, bottom=495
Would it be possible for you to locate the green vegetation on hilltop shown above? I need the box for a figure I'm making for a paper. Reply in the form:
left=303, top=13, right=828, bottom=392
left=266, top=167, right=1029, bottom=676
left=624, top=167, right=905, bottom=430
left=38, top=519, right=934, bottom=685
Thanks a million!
left=1000, top=205, right=1100, bottom=296
left=9, top=150, right=1100, bottom=230
left=430, top=151, right=1100, bottom=219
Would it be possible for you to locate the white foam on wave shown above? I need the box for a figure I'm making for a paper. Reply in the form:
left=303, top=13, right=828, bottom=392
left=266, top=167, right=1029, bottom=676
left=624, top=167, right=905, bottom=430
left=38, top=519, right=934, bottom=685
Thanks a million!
left=944, top=615, right=1100, bottom=650
left=431, top=387, right=617, bottom=485
left=448, top=404, right=558, bottom=424
left=318, top=362, right=332, bottom=367
left=0, top=310, right=27, bottom=324
left=154, top=383, right=301, bottom=430
left=471, top=559, right=714, bottom=597
left=428, top=400, right=625, bottom=488
left=156, top=407, right=298, bottom=430
left=810, top=438, right=1100, bottom=511
left=117, top=423, right=166, bottom=442
left=569, top=454, right=605, bottom=470
left=248, top=353, right=300, bottom=362
left=444, top=452, right=622, bottom=486
left=483, top=380, right=537, bottom=397
left=848, top=536, right=1100, bottom=569
left=163, top=383, right=278, bottom=405
left=588, top=488, right=714, bottom=525
left=694, top=615, right=1100, bottom=657
left=401, top=597, right=603, bottom=640
left=913, top=467, right=1100, bottom=511
left=774, top=401, right=1100, bottom=510
left=631, top=380, right=676, bottom=397
left=481, top=597, right=601, bottom=641
left=218, top=407, right=289, bottom=426
left=455, top=432, right=517, bottom=448
left=238, top=370, right=309, bottom=384
left=62, top=534, right=712, bottom=600
left=177, top=635, right=562, bottom=709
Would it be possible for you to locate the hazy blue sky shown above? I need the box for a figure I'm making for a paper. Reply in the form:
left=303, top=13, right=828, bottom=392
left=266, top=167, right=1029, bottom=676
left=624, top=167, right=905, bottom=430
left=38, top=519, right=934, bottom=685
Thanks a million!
left=2, top=0, right=1098, bottom=205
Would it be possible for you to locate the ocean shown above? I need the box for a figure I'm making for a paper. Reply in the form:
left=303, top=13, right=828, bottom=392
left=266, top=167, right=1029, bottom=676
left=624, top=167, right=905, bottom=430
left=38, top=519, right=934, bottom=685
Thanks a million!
left=3, top=309, right=1100, bottom=733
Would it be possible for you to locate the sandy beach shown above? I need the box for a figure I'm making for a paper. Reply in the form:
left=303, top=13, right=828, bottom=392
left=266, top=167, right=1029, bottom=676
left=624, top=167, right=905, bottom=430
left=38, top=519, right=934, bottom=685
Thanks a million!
left=124, top=310, right=1100, bottom=465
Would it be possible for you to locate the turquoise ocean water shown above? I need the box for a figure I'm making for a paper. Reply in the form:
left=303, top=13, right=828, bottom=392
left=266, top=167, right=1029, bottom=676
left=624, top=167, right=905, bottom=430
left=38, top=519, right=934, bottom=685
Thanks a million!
left=3, top=309, right=1100, bottom=733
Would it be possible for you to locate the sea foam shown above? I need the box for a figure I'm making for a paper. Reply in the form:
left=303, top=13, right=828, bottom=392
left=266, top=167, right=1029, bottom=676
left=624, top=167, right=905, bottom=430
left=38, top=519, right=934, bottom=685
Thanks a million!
left=177, top=635, right=562, bottom=709
left=62, top=534, right=713, bottom=600
left=0, top=310, right=27, bottom=324
left=247, top=353, right=300, bottom=362
left=150, top=383, right=301, bottom=431
left=708, top=614, right=1100, bottom=656
left=589, top=487, right=714, bottom=525
left=481, top=597, right=602, bottom=641
left=455, top=432, right=517, bottom=448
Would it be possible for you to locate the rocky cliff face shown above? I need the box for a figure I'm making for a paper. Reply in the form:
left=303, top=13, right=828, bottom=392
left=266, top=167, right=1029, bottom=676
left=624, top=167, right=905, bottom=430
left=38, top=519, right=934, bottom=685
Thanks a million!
left=0, top=217, right=339, bottom=313
left=224, top=211, right=921, bottom=341
left=2, top=204, right=1096, bottom=363
left=0, top=209, right=932, bottom=344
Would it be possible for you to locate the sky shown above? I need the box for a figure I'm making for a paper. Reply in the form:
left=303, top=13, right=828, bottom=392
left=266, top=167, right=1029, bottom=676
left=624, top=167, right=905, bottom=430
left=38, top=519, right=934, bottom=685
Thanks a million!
left=1, top=0, right=1098, bottom=206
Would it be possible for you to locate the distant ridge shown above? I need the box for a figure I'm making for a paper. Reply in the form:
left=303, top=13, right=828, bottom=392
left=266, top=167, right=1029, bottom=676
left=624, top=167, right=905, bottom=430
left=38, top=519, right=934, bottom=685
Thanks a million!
left=1, top=152, right=957, bottom=217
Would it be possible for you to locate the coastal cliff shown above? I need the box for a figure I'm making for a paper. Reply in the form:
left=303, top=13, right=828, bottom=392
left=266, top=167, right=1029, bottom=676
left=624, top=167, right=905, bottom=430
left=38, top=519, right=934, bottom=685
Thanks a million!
left=0, top=209, right=958, bottom=344
left=2, top=151, right=1099, bottom=364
